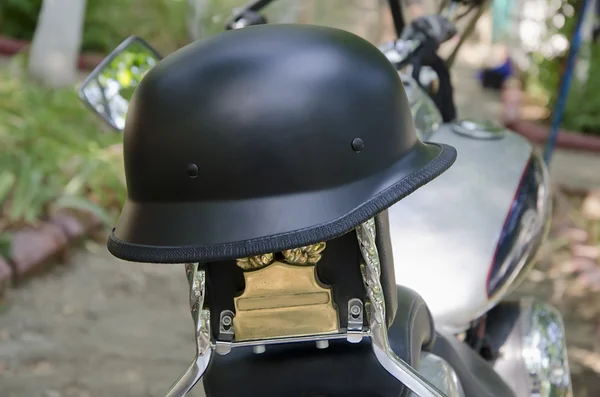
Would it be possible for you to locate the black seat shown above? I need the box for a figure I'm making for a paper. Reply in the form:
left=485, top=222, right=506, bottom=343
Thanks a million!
left=204, top=286, right=434, bottom=397
left=389, top=287, right=516, bottom=397
left=393, top=287, right=517, bottom=397
left=203, top=285, right=516, bottom=397
left=432, top=332, right=516, bottom=397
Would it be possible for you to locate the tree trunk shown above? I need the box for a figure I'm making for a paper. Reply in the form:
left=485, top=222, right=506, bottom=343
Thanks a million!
left=28, top=0, right=87, bottom=87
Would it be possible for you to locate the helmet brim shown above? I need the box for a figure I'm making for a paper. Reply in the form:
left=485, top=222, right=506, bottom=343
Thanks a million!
left=108, top=141, right=456, bottom=263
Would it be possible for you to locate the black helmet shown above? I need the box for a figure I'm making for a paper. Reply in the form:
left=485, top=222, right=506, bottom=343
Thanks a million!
left=107, top=24, right=456, bottom=264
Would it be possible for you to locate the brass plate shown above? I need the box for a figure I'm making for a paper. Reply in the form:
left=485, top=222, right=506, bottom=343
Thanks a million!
left=233, top=261, right=339, bottom=341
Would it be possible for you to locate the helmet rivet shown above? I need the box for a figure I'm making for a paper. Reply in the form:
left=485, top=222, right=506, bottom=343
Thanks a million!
left=351, top=138, right=364, bottom=152
left=187, top=163, right=199, bottom=178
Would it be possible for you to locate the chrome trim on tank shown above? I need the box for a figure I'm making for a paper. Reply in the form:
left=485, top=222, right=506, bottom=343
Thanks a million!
left=521, top=299, right=572, bottom=397
left=487, top=150, right=551, bottom=308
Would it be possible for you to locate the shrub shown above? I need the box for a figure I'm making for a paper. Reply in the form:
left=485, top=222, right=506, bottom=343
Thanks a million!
left=0, top=0, right=190, bottom=54
left=562, top=42, right=600, bottom=134
left=525, top=0, right=600, bottom=135
left=0, top=56, right=125, bottom=232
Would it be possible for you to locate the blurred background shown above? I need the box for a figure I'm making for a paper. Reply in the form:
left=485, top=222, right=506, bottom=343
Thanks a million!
left=0, top=0, right=599, bottom=396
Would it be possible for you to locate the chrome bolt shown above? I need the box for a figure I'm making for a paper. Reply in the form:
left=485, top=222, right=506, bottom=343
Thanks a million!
left=316, top=340, right=329, bottom=349
left=350, top=304, right=362, bottom=318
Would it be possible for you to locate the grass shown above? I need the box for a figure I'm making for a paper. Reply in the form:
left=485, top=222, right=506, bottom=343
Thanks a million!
left=0, top=56, right=125, bottom=234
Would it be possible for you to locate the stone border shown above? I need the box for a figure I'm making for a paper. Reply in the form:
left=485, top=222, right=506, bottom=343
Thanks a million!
left=0, top=36, right=105, bottom=299
left=0, top=211, right=101, bottom=299
left=0, top=35, right=105, bottom=70
left=501, top=84, right=600, bottom=154
left=505, top=120, right=600, bottom=153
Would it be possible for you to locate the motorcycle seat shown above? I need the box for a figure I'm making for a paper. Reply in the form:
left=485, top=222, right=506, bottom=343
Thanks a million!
left=204, top=284, right=517, bottom=397
left=203, top=285, right=435, bottom=397
left=387, top=287, right=517, bottom=397
left=432, top=333, right=517, bottom=397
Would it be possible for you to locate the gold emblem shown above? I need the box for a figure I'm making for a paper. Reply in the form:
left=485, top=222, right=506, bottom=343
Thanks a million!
left=233, top=243, right=339, bottom=341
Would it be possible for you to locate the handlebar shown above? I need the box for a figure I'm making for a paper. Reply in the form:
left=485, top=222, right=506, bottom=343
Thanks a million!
left=400, top=15, right=457, bottom=49
left=379, top=15, right=458, bottom=122
left=225, top=1, right=460, bottom=122
left=381, top=15, right=456, bottom=70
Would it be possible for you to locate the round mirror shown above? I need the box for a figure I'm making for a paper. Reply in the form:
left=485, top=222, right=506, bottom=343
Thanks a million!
left=78, top=36, right=161, bottom=132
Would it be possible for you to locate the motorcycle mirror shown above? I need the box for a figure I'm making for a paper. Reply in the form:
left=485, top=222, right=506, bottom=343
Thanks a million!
left=78, top=36, right=162, bottom=132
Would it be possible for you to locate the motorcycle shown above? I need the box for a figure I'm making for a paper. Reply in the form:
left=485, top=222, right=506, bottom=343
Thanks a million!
left=379, top=8, right=570, bottom=396
left=77, top=1, right=571, bottom=397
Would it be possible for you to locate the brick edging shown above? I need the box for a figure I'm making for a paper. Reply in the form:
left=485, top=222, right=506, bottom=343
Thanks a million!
left=0, top=211, right=102, bottom=298
left=501, top=84, right=600, bottom=154
left=505, top=120, right=600, bottom=153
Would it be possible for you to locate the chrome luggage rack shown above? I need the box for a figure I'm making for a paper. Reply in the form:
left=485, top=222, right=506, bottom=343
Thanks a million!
left=165, top=219, right=448, bottom=397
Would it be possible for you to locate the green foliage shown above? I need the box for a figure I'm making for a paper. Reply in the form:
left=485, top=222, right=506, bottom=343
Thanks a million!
left=0, top=232, right=11, bottom=259
left=82, top=0, right=191, bottom=54
left=526, top=0, right=600, bottom=135
left=0, top=56, right=125, bottom=231
left=0, top=0, right=42, bottom=40
left=0, top=0, right=246, bottom=233
left=525, top=0, right=578, bottom=106
left=562, top=42, right=600, bottom=134
left=0, top=0, right=190, bottom=54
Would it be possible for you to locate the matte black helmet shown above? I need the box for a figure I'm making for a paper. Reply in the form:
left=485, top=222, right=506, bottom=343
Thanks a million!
left=108, top=24, right=456, bottom=263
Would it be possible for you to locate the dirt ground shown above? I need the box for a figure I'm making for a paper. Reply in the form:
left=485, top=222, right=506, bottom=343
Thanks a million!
left=1, top=222, right=599, bottom=397
left=0, top=244, right=207, bottom=397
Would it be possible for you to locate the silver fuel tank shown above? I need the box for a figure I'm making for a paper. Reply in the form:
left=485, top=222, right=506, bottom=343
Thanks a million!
left=391, top=90, right=551, bottom=333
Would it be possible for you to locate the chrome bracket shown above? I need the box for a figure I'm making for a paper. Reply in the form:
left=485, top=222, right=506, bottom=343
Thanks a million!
left=356, top=219, right=448, bottom=397
left=164, top=263, right=213, bottom=397
left=218, top=310, right=235, bottom=342
left=347, top=298, right=364, bottom=343
left=213, top=332, right=370, bottom=356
